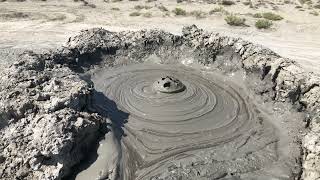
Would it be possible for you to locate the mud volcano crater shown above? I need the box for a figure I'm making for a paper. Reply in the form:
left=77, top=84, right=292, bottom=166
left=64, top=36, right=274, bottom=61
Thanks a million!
left=0, top=25, right=319, bottom=180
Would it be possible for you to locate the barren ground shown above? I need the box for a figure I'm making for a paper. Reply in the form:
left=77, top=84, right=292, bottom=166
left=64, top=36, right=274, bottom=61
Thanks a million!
left=0, top=0, right=319, bottom=72
left=0, top=1, right=319, bottom=180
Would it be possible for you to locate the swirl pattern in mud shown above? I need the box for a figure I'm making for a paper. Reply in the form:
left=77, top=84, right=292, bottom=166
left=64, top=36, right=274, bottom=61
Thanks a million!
left=86, top=63, right=282, bottom=180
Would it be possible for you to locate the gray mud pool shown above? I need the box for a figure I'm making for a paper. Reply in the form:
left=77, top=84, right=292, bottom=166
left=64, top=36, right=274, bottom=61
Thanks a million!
left=75, top=63, right=302, bottom=180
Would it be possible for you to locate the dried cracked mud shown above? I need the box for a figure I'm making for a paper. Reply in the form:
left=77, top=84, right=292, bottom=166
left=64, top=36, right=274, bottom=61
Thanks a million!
left=0, top=25, right=319, bottom=180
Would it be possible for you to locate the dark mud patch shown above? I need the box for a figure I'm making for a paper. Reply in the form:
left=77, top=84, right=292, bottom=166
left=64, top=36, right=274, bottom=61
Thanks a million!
left=0, top=25, right=319, bottom=180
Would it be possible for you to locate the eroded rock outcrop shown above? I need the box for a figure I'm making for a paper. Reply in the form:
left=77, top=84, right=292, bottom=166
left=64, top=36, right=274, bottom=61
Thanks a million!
left=0, top=52, right=104, bottom=180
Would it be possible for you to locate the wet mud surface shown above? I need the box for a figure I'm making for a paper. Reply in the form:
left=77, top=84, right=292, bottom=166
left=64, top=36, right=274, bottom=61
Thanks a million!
left=75, top=64, right=300, bottom=180
left=0, top=25, right=319, bottom=180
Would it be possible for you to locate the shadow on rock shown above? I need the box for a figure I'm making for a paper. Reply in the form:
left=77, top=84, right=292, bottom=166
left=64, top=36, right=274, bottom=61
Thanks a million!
left=63, top=90, right=129, bottom=180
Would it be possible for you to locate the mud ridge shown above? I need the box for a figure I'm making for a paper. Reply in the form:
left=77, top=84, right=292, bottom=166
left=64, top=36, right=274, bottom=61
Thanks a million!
left=0, top=25, right=319, bottom=180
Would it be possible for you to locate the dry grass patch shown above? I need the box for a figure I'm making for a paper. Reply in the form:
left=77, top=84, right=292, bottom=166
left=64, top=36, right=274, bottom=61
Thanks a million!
left=255, top=19, right=273, bottom=29
left=310, top=10, right=319, bottom=15
left=158, top=5, right=168, bottom=12
left=220, top=0, right=235, bottom=5
left=111, top=7, right=120, bottom=11
left=225, top=14, right=246, bottom=26
left=143, top=12, right=152, bottom=17
left=172, top=8, right=187, bottom=16
left=129, top=12, right=141, bottom=16
left=134, top=5, right=152, bottom=10
left=253, top=13, right=262, bottom=18
left=262, top=12, right=283, bottom=21
left=190, top=10, right=207, bottom=19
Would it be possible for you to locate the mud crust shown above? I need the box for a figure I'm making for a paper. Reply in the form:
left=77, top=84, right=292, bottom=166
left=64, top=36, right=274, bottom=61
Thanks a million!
left=0, top=25, right=319, bottom=180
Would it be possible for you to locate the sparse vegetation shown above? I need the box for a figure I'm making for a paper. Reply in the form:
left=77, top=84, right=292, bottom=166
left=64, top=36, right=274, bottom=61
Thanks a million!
left=224, top=14, right=246, bottom=26
left=143, top=12, right=152, bottom=17
left=220, top=0, right=235, bottom=5
left=49, top=14, right=67, bottom=21
left=310, top=10, right=319, bottom=16
left=299, top=0, right=312, bottom=4
left=111, top=7, right=120, bottom=11
left=129, top=12, right=141, bottom=16
left=314, top=4, right=320, bottom=9
left=262, top=12, right=283, bottom=21
left=172, top=8, right=187, bottom=16
left=0, top=12, right=29, bottom=20
left=255, top=19, right=273, bottom=29
left=243, top=1, right=250, bottom=5
left=253, top=13, right=262, bottom=18
left=158, top=5, right=169, bottom=12
left=284, top=0, right=291, bottom=4
left=134, top=5, right=152, bottom=10
left=190, top=10, right=207, bottom=19
left=134, top=5, right=144, bottom=10
left=209, top=7, right=224, bottom=14
left=112, top=0, right=122, bottom=2
left=295, top=5, right=303, bottom=8
left=209, top=7, right=229, bottom=15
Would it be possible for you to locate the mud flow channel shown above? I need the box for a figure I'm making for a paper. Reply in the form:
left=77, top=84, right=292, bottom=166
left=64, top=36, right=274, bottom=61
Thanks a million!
left=74, top=63, right=299, bottom=180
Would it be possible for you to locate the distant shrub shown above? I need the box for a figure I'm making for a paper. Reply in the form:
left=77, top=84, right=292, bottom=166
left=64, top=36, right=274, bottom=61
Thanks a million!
left=310, top=10, right=319, bottom=16
left=134, top=5, right=144, bottom=10
left=221, top=0, right=235, bottom=5
left=255, top=19, right=273, bottom=29
left=111, top=7, right=120, bottom=10
left=314, top=4, right=320, bottom=8
left=172, top=8, right=187, bottom=16
left=299, top=0, right=312, bottom=4
left=209, top=7, right=224, bottom=14
left=134, top=5, right=152, bottom=10
left=243, top=1, right=250, bottom=5
left=112, top=0, right=122, bottom=2
left=253, top=13, right=262, bottom=18
left=190, top=10, right=207, bottom=19
left=158, top=5, right=168, bottom=12
left=262, top=12, right=283, bottom=21
left=0, top=12, right=29, bottom=19
left=129, top=12, right=141, bottom=16
left=284, top=0, right=291, bottom=4
left=295, top=5, right=303, bottom=8
left=225, top=14, right=246, bottom=26
left=143, top=12, right=152, bottom=17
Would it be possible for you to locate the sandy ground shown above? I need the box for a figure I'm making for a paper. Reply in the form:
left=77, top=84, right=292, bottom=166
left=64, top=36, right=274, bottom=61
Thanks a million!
left=0, top=0, right=319, bottom=73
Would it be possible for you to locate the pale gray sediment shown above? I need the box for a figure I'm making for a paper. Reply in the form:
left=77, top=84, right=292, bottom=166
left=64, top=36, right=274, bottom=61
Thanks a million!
left=0, top=25, right=319, bottom=180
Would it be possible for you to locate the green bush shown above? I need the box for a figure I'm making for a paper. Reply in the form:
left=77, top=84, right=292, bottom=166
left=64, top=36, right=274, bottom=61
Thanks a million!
left=172, top=8, right=187, bottom=16
left=129, top=12, right=141, bottom=16
left=225, top=14, right=246, bottom=26
left=255, top=19, right=273, bottom=29
left=262, top=12, right=283, bottom=21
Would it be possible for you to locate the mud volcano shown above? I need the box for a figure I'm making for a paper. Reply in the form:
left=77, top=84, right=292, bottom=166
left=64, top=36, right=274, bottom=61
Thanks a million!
left=0, top=25, right=319, bottom=180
